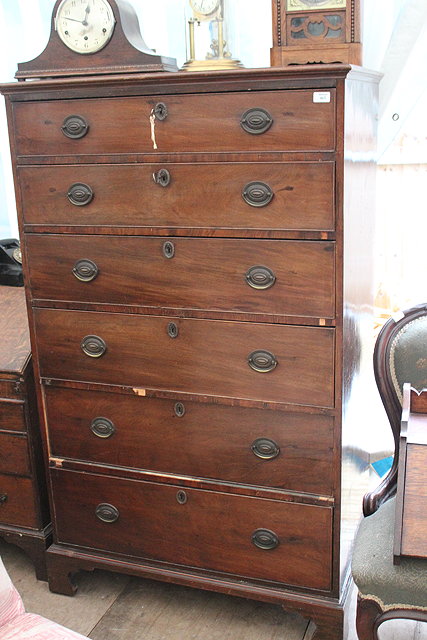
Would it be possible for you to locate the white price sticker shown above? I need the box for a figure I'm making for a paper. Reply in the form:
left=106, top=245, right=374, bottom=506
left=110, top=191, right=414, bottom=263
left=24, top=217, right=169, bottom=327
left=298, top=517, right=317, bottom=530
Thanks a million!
left=313, top=91, right=331, bottom=103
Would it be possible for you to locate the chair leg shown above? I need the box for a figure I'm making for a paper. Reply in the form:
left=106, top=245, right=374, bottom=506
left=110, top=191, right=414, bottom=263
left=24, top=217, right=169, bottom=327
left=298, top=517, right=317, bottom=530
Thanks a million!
left=356, top=594, right=383, bottom=640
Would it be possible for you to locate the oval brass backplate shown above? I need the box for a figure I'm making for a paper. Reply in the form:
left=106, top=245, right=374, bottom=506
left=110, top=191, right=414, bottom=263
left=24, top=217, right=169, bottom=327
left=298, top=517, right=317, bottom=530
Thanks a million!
left=240, top=108, right=273, bottom=135
left=242, top=182, right=274, bottom=208
left=245, top=266, right=276, bottom=290
left=81, top=335, right=107, bottom=358
left=248, top=350, right=277, bottom=373
left=67, top=182, right=94, bottom=206
left=251, top=437, right=280, bottom=460
left=95, top=503, right=119, bottom=523
left=91, top=417, right=116, bottom=439
left=72, top=259, right=99, bottom=282
left=61, top=115, right=89, bottom=139
left=251, top=528, right=279, bottom=550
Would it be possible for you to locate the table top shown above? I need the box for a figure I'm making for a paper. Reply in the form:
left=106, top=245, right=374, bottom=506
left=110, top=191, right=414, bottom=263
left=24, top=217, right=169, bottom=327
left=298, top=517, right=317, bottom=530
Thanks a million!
left=0, top=286, right=30, bottom=377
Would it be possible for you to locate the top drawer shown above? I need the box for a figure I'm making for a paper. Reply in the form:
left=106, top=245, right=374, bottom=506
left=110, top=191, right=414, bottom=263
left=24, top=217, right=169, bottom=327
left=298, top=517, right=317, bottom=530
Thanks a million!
left=13, top=89, right=336, bottom=157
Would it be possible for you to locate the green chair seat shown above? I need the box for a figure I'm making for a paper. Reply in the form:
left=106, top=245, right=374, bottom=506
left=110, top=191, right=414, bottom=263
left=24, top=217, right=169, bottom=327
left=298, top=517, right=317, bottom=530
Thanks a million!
left=352, top=497, right=427, bottom=609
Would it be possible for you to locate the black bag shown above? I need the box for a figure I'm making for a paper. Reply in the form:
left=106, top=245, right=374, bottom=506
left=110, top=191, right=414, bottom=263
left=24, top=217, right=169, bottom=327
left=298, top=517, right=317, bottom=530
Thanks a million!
left=0, top=239, right=23, bottom=286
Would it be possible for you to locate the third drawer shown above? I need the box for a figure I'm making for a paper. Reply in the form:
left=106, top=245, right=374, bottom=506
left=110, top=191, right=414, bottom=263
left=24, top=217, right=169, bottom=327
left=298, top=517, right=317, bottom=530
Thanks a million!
left=26, top=235, right=335, bottom=320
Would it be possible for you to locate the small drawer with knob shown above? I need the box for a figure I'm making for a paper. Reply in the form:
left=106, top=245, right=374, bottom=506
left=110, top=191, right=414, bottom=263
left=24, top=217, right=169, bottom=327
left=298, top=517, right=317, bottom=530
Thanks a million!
left=13, top=89, right=335, bottom=156
left=26, top=234, right=336, bottom=321
left=51, top=467, right=333, bottom=591
left=34, top=308, right=335, bottom=407
left=0, top=474, right=39, bottom=528
left=44, top=386, right=334, bottom=495
left=19, top=161, right=335, bottom=233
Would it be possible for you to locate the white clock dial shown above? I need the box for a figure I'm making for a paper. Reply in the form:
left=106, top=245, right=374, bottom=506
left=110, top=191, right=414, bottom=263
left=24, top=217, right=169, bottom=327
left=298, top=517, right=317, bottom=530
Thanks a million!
left=55, top=0, right=116, bottom=54
left=190, top=0, right=220, bottom=17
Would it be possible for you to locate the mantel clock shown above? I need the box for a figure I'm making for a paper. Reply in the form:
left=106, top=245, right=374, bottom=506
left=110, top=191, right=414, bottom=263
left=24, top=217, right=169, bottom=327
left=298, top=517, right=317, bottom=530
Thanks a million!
left=15, top=0, right=177, bottom=80
left=271, top=0, right=362, bottom=66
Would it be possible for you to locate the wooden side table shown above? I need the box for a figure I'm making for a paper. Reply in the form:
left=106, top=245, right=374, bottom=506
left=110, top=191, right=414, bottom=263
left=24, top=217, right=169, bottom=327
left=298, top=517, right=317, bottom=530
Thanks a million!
left=394, top=383, right=427, bottom=562
left=0, top=286, right=51, bottom=579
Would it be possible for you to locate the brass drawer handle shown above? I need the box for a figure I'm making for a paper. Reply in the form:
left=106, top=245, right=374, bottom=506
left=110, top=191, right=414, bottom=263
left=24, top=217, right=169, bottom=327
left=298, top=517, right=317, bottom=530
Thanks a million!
left=176, top=490, right=187, bottom=504
left=167, top=322, right=179, bottom=339
left=252, top=528, right=279, bottom=550
left=240, top=108, right=273, bottom=135
left=163, top=241, right=175, bottom=259
left=174, top=402, right=186, bottom=417
left=153, top=102, right=168, bottom=120
left=72, top=259, right=98, bottom=282
left=248, top=350, right=277, bottom=373
left=95, top=503, right=119, bottom=523
left=91, top=417, right=116, bottom=439
left=81, top=335, right=107, bottom=358
left=153, top=168, right=171, bottom=187
left=61, top=115, right=89, bottom=139
left=67, top=183, right=94, bottom=206
left=0, top=494, right=8, bottom=505
left=245, top=266, right=276, bottom=290
left=242, top=182, right=274, bottom=207
left=251, top=438, right=280, bottom=460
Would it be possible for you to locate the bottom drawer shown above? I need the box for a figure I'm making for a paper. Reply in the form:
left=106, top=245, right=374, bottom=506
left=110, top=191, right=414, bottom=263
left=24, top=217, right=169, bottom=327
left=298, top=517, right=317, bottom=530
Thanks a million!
left=0, top=475, right=39, bottom=528
left=51, top=469, right=333, bottom=591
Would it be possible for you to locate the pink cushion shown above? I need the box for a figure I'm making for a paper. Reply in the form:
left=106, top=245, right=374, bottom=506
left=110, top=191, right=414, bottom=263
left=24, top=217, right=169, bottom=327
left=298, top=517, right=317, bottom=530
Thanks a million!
left=0, top=613, right=89, bottom=639
left=0, top=558, right=88, bottom=639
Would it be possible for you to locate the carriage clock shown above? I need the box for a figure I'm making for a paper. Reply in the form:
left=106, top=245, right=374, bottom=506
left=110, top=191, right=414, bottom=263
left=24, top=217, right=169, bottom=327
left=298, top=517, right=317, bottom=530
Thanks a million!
left=270, top=0, right=362, bottom=66
left=15, top=0, right=177, bottom=80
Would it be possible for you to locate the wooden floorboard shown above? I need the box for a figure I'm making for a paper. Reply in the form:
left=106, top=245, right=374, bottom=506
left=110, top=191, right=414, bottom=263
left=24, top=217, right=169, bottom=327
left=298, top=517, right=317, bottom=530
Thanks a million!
left=88, top=577, right=308, bottom=640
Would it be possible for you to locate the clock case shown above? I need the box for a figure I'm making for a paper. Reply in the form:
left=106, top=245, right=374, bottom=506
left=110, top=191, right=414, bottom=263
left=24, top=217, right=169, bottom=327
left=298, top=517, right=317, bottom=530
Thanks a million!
left=271, top=0, right=362, bottom=66
left=15, top=0, right=177, bottom=80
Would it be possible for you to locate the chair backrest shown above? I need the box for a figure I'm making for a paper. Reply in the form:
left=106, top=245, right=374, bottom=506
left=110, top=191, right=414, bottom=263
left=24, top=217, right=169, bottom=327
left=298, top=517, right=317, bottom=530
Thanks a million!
left=363, top=303, right=427, bottom=515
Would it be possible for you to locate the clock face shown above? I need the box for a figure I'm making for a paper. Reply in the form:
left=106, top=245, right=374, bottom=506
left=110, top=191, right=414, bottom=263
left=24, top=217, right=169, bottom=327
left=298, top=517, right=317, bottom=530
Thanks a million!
left=190, top=0, right=220, bottom=17
left=55, top=0, right=116, bottom=54
left=287, top=0, right=346, bottom=10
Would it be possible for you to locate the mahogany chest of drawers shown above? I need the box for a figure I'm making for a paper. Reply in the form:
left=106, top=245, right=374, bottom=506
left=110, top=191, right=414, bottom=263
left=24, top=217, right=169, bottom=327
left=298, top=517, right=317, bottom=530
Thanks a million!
left=1, top=65, right=379, bottom=639
left=0, top=286, right=50, bottom=579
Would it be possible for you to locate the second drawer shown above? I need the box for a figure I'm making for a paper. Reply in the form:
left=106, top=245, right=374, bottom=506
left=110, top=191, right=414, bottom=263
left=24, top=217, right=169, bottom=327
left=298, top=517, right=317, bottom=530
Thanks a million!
left=27, top=235, right=335, bottom=320
left=44, top=386, right=335, bottom=495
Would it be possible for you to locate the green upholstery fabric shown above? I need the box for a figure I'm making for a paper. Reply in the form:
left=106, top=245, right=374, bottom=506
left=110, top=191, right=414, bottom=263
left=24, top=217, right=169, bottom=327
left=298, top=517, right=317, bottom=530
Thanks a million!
left=351, top=497, right=427, bottom=609
left=390, top=315, right=427, bottom=403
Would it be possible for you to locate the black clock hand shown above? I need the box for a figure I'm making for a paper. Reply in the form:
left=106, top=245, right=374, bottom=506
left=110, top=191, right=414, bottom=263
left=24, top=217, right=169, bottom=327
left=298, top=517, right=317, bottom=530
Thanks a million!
left=82, top=3, right=90, bottom=26
left=63, top=16, right=85, bottom=23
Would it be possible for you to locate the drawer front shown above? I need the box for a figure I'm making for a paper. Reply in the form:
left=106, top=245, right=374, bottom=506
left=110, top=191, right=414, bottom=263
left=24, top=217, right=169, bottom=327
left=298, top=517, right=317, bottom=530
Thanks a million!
left=14, top=90, right=336, bottom=156
left=34, top=309, right=335, bottom=407
left=0, top=400, right=26, bottom=432
left=51, top=468, right=333, bottom=590
left=19, top=162, right=335, bottom=232
left=0, top=432, right=30, bottom=476
left=45, top=387, right=334, bottom=495
left=27, top=235, right=335, bottom=320
left=0, top=475, right=39, bottom=528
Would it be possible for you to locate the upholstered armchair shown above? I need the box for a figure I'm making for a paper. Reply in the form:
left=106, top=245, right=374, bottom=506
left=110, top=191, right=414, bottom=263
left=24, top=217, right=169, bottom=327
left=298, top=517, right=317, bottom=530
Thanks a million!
left=352, top=304, right=427, bottom=639
left=0, top=556, right=88, bottom=639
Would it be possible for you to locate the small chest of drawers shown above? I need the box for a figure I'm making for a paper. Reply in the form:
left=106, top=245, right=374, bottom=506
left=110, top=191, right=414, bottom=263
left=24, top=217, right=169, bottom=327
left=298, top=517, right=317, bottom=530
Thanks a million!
left=2, top=65, right=379, bottom=639
left=0, top=286, right=50, bottom=579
